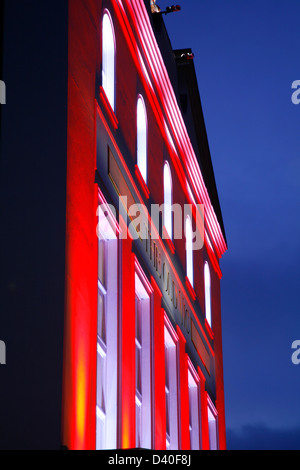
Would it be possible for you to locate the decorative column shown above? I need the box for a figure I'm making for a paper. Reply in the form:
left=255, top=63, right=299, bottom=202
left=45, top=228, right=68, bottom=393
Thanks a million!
left=176, top=326, right=190, bottom=450
left=198, top=367, right=209, bottom=450
left=151, top=278, right=166, bottom=450
left=120, top=232, right=136, bottom=449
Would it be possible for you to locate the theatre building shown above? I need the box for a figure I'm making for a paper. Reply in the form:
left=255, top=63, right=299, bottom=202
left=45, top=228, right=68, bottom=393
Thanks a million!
left=0, top=0, right=227, bottom=451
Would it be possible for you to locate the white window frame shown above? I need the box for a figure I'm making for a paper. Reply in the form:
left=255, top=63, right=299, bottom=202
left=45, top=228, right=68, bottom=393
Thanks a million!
left=207, top=395, right=218, bottom=450
left=163, top=161, right=173, bottom=240
left=96, top=196, right=120, bottom=450
left=164, top=314, right=179, bottom=450
left=204, top=262, right=212, bottom=328
left=137, top=95, right=148, bottom=184
left=102, top=10, right=116, bottom=111
left=135, top=259, right=153, bottom=449
left=185, top=215, right=194, bottom=287
left=187, top=358, right=201, bottom=450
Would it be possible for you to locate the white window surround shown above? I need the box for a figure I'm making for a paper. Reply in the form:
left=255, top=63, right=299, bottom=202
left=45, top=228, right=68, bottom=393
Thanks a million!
left=187, top=359, right=201, bottom=450
left=137, top=95, right=148, bottom=184
left=185, top=215, right=194, bottom=288
left=163, top=161, right=173, bottom=240
left=164, top=314, right=179, bottom=451
left=102, top=10, right=115, bottom=112
left=204, top=262, right=212, bottom=328
left=96, top=201, right=119, bottom=450
left=207, top=395, right=218, bottom=450
left=135, top=259, right=153, bottom=449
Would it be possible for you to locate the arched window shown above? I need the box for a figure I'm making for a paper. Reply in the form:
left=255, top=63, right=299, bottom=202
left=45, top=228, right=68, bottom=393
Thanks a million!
left=186, top=216, right=194, bottom=287
left=102, top=11, right=115, bottom=111
left=164, top=161, right=172, bottom=240
left=137, top=96, right=147, bottom=184
left=204, top=262, right=212, bottom=327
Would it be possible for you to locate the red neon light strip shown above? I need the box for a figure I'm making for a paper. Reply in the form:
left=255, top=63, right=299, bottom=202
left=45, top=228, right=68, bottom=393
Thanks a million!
left=99, top=86, right=119, bottom=129
left=123, top=0, right=227, bottom=257
left=134, top=164, right=150, bottom=199
left=112, top=0, right=225, bottom=273
left=162, top=226, right=175, bottom=255
left=120, top=226, right=136, bottom=449
left=205, top=318, right=214, bottom=341
left=185, top=276, right=197, bottom=302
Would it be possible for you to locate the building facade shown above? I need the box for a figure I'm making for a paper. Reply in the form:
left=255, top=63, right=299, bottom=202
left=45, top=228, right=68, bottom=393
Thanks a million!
left=62, top=0, right=227, bottom=451
left=0, top=0, right=227, bottom=450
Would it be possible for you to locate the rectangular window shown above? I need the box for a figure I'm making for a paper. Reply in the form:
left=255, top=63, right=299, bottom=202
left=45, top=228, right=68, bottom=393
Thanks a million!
left=164, top=315, right=179, bottom=450
left=207, top=396, right=218, bottom=450
left=135, top=260, right=153, bottom=449
left=188, top=360, right=201, bottom=450
left=96, top=200, right=119, bottom=450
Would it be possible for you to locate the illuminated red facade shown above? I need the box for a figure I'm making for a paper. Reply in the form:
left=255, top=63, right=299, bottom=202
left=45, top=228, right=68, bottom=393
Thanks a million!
left=61, top=0, right=228, bottom=451
left=0, top=0, right=227, bottom=451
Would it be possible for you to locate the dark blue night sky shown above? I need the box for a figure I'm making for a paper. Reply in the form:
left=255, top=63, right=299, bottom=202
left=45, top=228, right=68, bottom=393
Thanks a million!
left=165, top=0, right=300, bottom=450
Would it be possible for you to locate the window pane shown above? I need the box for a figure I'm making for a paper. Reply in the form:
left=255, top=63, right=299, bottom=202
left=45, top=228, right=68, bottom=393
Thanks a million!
left=96, top=410, right=105, bottom=450
left=137, top=97, right=147, bottom=183
left=188, top=370, right=200, bottom=450
left=208, top=405, right=218, bottom=450
left=135, top=295, right=142, bottom=346
left=136, top=344, right=142, bottom=395
left=164, top=162, right=172, bottom=240
left=98, top=290, right=106, bottom=344
left=165, top=387, right=170, bottom=443
left=136, top=397, right=142, bottom=448
left=186, top=216, right=194, bottom=287
left=98, top=239, right=105, bottom=287
left=97, top=350, right=106, bottom=414
left=102, top=12, right=115, bottom=111
left=164, top=325, right=178, bottom=450
left=204, top=262, right=212, bottom=327
left=96, top=213, right=118, bottom=450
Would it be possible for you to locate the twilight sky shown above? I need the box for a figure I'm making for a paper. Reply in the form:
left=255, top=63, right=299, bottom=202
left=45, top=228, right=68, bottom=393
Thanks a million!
left=165, top=0, right=300, bottom=450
